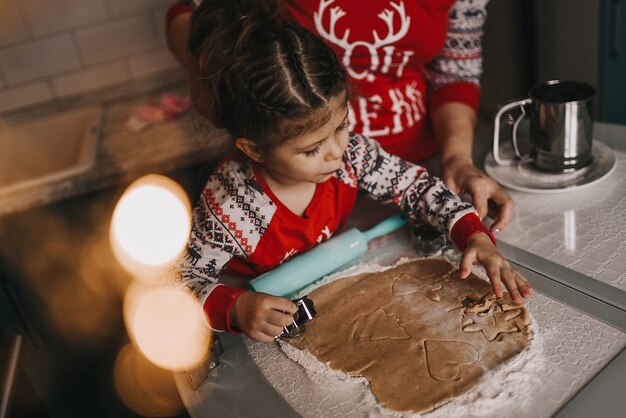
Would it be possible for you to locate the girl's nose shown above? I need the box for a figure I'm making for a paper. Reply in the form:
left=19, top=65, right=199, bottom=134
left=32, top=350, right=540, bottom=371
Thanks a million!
left=325, top=135, right=344, bottom=161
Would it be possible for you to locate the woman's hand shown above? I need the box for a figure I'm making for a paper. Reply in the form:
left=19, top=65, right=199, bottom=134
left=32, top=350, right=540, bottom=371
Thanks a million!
left=229, top=292, right=297, bottom=342
left=441, top=155, right=514, bottom=232
left=459, top=232, right=532, bottom=304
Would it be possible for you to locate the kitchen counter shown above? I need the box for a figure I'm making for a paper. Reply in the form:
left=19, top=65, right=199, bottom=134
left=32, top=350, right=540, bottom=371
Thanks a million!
left=175, top=122, right=626, bottom=418
left=475, top=122, right=626, bottom=293
left=176, top=211, right=625, bottom=418
left=0, top=74, right=231, bottom=218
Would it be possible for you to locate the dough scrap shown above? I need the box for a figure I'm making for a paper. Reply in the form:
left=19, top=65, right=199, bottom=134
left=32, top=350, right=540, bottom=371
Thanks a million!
left=289, top=259, right=532, bottom=413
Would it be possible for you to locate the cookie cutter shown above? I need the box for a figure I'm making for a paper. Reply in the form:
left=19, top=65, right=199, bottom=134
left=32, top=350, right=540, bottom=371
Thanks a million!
left=280, top=296, right=316, bottom=339
left=411, top=223, right=450, bottom=256
left=185, top=334, right=224, bottom=389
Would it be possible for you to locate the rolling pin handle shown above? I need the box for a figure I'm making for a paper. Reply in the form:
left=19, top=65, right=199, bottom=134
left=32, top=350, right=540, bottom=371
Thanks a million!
left=362, top=213, right=408, bottom=242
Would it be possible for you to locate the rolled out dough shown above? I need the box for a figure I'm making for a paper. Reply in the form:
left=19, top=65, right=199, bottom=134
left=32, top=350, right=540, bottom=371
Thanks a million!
left=289, top=259, right=532, bottom=413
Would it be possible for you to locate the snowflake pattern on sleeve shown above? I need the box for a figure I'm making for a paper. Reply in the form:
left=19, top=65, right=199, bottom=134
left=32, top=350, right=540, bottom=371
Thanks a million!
left=172, top=159, right=275, bottom=302
left=424, top=0, right=488, bottom=89
left=339, top=132, right=476, bottom=236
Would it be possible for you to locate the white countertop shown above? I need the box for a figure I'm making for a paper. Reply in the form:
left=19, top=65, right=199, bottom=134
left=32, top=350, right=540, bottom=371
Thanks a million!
left=177, top=144, right=626, bottom=417
left=475, top=122, right=626, bottom=293
left=177, top=213, right=626, bottom=418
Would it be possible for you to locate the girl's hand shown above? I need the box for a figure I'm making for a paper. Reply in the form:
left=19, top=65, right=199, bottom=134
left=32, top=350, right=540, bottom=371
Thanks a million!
left=229, top=292, right=297, bottom=343
left=459, top=232, right=533, bottom=303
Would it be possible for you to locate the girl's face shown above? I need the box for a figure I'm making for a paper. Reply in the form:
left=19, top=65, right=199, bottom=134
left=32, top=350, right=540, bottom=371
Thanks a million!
left=263, top=95, right=350, bottom=187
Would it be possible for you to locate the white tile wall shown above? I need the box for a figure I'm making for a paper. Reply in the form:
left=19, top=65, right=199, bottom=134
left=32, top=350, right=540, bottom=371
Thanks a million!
left=0, top=82, right=52, bottom=113
left=128, top=50, right=177, bottom=79
left=0, top=2, right=30, bottom=47
left=108, top=0, right=172, bottom=17
left=19, top=0, right=109, bottom=37
left=0, top=34, right=81, bottom=85
left=76, top=15, right=159, bottom=65
left=152, top=9, right=169, bottom=47
left=52, top=61, right=129, bottom=97
left=0, top=0, right=178, bottom=114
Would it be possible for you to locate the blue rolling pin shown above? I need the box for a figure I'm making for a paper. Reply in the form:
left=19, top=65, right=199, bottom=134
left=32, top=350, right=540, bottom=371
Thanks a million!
left=249, top=213, right=408, bottom=297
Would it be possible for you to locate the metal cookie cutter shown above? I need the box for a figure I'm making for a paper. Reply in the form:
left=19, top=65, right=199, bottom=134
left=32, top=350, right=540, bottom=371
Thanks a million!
left=185, top=334, right=224, bottom=389
left=280, top=296, right=316, bottom=338
left=412, top=223, right=450, bottom=257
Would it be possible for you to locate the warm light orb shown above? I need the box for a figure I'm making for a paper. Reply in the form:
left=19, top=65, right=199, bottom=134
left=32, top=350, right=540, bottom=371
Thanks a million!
left=124, top=283, right=210, bottom=371
left=114, top=343, right=185, bottom=417
left=111, top=174, right=191, bottom=280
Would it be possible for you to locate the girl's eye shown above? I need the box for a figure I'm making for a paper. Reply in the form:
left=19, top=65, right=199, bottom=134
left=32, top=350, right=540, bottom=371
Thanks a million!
left=336, top=120, right=349, bottom=132
left=304, top=143, right=321, bottom=157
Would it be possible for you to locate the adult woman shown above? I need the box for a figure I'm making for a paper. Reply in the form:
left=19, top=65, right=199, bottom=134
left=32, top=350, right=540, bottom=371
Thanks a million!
left=166, top=0, right=513, bottom=232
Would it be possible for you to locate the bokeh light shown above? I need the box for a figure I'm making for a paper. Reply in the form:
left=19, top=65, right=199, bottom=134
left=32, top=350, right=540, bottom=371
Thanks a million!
left=114, top=343, right=185, bottom=417
left=110, top=174, right=191, bottom=282
left=124, top=283, right=211, bottom=371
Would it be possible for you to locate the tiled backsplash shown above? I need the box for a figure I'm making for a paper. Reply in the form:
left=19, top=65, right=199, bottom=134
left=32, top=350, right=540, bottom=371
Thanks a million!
left=0, top=0, right=179, bottom=113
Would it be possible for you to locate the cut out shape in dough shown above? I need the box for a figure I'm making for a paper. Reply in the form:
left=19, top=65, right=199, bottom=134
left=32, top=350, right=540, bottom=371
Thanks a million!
left=290, top=259, right=532, bottom=413
left=392, top=272, right=421, bottom=296
left=424, top=340, right=479, bottom=381
left=353, top=308, right=410, bottom=341
left=426, top=282, right=443, bottom=302
left=461, top=294, right=526, bottom=342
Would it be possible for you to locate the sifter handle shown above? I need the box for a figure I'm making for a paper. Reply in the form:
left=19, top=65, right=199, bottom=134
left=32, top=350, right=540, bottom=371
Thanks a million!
left=493, top=98, right=532, bottom=166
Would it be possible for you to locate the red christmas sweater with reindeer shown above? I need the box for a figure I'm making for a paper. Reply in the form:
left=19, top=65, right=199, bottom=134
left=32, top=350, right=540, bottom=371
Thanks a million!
left=169, top=0, right=488, bottom=163
left=173, top=133, right=492, bottom=333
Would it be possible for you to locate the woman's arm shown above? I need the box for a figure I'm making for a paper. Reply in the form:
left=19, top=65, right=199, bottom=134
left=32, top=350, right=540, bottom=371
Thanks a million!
left=165, top=4, right=194, bottom=68
left=432, top=102, right=514, bottom=232
left=432, top=102, right=474, bottom=175
left=425, top=0, right=513, bottom=231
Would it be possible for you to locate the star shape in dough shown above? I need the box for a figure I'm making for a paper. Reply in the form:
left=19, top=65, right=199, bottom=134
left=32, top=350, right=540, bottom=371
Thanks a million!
left=461, top=303, right=522, bottom=342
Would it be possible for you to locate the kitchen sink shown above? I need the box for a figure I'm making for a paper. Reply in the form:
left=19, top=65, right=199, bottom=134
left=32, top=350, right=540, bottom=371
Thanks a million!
left=0, top=106, right=102, bottom=197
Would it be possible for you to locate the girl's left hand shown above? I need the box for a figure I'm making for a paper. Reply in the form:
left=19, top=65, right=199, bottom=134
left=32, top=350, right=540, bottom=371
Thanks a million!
left=459, top=232, right=533, bottom=304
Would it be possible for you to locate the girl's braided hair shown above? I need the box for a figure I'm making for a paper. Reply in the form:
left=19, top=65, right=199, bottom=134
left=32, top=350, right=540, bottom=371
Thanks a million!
left=188, top=0, right=347, bottom=154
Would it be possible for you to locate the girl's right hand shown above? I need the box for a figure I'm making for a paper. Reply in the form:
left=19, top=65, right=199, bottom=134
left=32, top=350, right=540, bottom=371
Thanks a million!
left=459, top=232, right=533, bottom=303
left=229, top=292, right=297, bottom=342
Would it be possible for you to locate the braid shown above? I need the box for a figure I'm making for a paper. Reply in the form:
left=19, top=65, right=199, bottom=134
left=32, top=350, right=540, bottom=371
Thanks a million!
left=245, top=84, right=289, bottom=113
left=278, top=28, right=319, bottom=107
left=242, top=50, right=295, bottom=114
left=288, top=24, right=344, bottom=100
left=328, top=45, right=343, bottom=85
left=188, top=0, right=347, bottom=151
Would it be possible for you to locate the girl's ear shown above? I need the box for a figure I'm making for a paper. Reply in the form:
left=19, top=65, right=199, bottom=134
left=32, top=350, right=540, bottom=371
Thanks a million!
left=234, top=138, right=265, bottom=163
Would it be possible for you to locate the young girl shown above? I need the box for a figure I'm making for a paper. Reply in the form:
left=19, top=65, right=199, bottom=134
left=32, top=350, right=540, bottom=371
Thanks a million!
left=174, top=0, right=532, bottom=343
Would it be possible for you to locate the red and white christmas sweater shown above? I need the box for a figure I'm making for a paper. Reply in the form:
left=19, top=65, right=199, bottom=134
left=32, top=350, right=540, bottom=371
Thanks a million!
left=173, top=133, right=493, bottom=333
left=169, top=0, right=488, bottom=163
